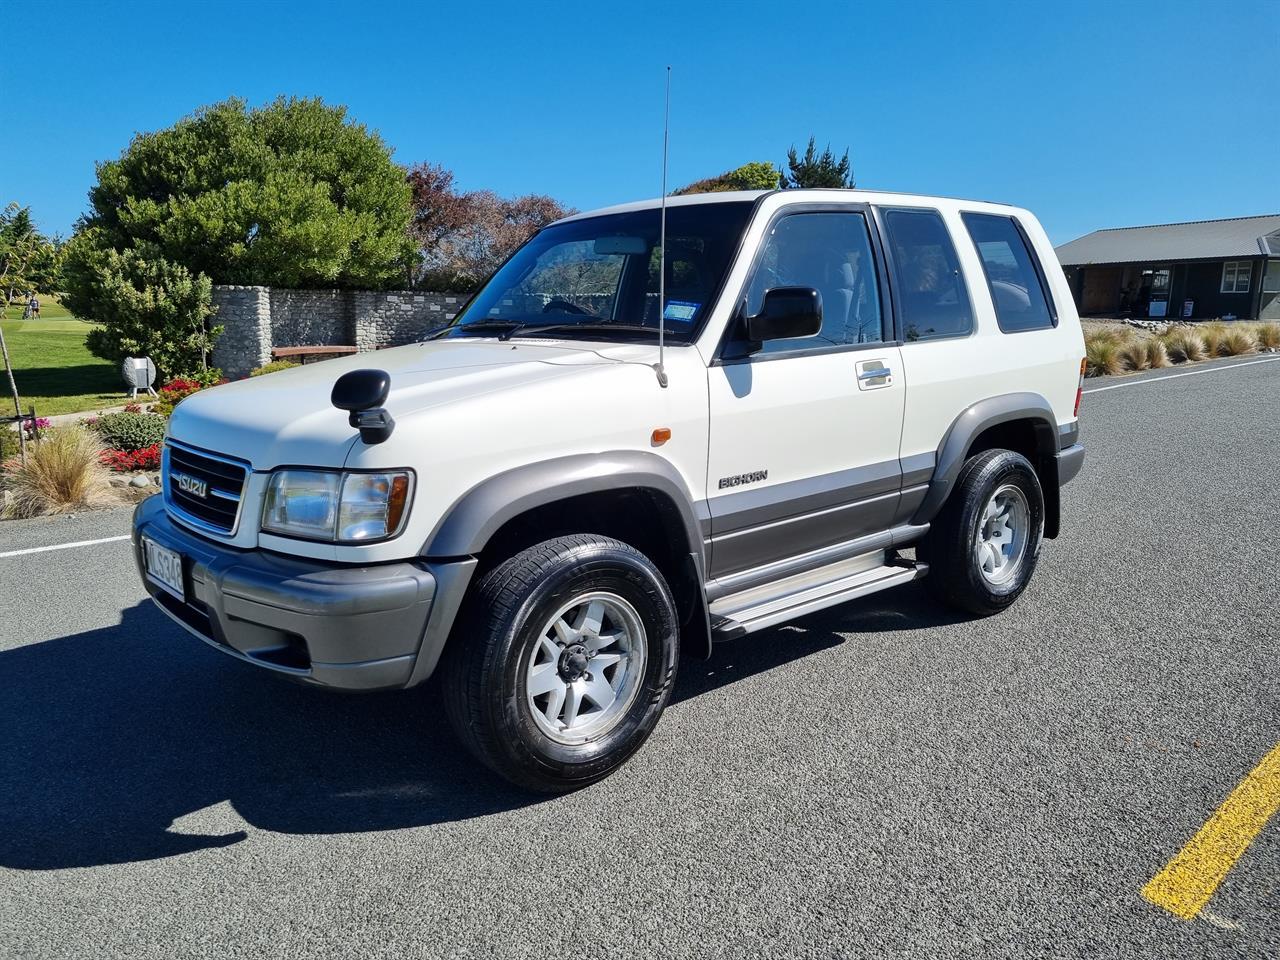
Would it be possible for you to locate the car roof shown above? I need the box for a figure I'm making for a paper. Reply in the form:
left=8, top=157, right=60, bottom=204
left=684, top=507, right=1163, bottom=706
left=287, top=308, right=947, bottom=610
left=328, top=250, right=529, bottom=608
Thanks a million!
left=553, top=188, right=1019, bottom=225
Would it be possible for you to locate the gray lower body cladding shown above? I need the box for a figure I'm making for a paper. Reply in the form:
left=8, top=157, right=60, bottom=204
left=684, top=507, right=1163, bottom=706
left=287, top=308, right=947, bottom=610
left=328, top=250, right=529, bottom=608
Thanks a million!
left=131, top=495, right=470, bottom=691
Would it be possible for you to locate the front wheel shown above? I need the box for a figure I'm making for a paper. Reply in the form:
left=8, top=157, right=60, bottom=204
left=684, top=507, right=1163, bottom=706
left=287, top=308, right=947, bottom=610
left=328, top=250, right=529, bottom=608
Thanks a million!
left=918, top=449, right=1045, bottom=616
left=440, top=535, right=679, bottom=793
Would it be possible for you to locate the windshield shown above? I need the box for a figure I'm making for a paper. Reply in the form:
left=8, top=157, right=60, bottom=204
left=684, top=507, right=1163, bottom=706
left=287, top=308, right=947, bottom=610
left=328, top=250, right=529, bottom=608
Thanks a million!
left=438, top=201, right=755, bottom=342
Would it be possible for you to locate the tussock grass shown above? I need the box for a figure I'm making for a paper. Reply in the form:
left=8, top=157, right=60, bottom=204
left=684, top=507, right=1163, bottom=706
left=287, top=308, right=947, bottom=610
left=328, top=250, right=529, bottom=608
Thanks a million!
left=1085, top=335, right=1122, bottom=377
left=1161, top=329, right=1207, bottom=363
left=1252, top=322, right=1280, bottom=350
left=1145, top=339, right=1171, bottom=369
left=1118, top=340, right=1151, bottom=372
left=1215, top=327, right=1258, bottom=357
left=1, top=426, right=119, bottom=519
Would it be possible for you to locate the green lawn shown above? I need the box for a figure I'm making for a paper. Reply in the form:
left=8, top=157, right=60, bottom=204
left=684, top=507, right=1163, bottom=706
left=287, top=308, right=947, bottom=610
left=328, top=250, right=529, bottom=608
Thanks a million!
left=6, top=296, right=75, bottom=322
left=0, top=299, right=125, bottom=416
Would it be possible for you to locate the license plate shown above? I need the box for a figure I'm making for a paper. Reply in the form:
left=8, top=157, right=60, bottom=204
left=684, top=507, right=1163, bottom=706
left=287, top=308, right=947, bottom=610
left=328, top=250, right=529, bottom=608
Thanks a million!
left=142, top=537, right=185, bottom=602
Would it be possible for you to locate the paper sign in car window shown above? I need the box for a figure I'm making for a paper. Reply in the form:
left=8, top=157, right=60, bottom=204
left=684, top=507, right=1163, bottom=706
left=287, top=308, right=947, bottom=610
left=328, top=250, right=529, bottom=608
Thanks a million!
left=663, top=300, right=700, bottom=322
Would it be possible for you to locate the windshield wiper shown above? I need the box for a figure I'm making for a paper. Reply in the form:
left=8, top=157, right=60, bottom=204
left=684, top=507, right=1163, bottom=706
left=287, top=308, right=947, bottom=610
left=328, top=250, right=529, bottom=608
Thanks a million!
left=423, top=320, right=527, bottom=341
left=497, top=322, right=659, bottom=342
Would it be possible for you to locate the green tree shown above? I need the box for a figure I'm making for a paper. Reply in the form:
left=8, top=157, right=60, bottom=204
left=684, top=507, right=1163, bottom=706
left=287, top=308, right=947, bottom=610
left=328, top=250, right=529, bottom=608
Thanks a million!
left=1, top=204, right=60, bottom=303
left=782, top=138, right=854, bottom=189
left=672, top=161, right=782, bottom=196
left=66, top=97, right=415, bottom=372
left=64, top=234, right=220, bottom=377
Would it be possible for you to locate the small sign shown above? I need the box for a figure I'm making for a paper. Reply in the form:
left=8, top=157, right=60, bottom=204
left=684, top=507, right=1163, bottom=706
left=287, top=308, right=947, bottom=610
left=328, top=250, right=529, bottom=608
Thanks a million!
left=1182, top=299, right=1195, bottom=318
left=663, top=300, right=700, bottom=322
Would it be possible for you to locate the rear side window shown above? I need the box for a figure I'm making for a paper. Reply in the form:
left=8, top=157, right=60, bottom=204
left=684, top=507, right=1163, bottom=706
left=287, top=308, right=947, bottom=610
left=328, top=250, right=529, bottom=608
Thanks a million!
left=881, top=209, right=973, bottom=341
left=962, top=213, right=1057, bottom=332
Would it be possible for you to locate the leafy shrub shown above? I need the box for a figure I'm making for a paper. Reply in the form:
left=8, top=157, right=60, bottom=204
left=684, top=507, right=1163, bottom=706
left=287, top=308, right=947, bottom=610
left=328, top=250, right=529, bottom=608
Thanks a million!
left=94, top=412, right=168, bottom=451
left=1118, top=341, right=1151, bottom=372
left=250, top=360, right=300, bottom=377
left=1, top=427, right=119, bottom=519
left=1215, top=327, right=1257, bottom=357
left=151, top=374, right=224, bottom=416
left=101, top=443, right=162, bottom=472
left=64, top=240, right=221, bottom=379
left=1161, top=329, right=1207, bottom=363
left=172, top=367, right=226, bottom=388
left=1084, top=336, right=1121, bottom=377
left=1145, top=339, right=1171, bottom=369
left=0, top=427, right=18, bottom=462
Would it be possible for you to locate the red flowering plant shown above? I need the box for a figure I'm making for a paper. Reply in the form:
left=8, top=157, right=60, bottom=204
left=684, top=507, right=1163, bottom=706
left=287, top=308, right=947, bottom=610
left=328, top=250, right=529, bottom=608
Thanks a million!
left=100, top=443, right=162, bottom=472
left=153, top=369, right=226, bottom=417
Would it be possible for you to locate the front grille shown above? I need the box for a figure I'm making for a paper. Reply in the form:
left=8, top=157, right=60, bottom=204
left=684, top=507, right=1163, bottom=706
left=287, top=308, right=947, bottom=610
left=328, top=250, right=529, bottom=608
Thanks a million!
left=165, top=442, right=249, bottom=535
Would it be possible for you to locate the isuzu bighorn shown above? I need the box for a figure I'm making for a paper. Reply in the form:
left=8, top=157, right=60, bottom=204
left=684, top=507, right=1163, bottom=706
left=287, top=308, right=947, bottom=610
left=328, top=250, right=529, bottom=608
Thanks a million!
left=133, top=189, right=1086, bottom=791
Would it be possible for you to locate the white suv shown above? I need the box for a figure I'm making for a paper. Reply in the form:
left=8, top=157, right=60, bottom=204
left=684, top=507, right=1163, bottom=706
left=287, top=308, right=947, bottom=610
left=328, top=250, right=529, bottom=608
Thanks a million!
left=133, top=189, right=1085, bottom=791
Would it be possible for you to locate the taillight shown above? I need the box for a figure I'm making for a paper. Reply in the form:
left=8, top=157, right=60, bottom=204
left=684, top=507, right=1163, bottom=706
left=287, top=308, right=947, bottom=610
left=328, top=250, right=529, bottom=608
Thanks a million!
left=1073, top=357, right=1086, bottom=417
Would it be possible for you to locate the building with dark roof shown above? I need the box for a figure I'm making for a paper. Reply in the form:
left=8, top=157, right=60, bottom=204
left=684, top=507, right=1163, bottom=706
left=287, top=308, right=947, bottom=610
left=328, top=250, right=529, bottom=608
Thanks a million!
left=1056, top=215, right=1280, bottom=321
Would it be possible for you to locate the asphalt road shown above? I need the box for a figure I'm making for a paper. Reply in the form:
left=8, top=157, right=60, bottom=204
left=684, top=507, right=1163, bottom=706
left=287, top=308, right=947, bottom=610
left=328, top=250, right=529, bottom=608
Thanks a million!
left=3, top=356, right=1278, bottom=959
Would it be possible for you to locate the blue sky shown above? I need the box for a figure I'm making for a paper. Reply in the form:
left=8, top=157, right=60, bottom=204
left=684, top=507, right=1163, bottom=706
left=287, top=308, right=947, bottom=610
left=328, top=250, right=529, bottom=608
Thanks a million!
left=3, top=0, right=1277, bottom=245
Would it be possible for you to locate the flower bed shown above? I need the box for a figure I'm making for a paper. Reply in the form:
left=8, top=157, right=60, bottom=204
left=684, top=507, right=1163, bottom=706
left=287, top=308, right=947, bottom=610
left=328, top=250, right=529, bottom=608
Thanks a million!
left=100, top=443, right=162, bottom=472
left=2, top=370, right=226, bottom=518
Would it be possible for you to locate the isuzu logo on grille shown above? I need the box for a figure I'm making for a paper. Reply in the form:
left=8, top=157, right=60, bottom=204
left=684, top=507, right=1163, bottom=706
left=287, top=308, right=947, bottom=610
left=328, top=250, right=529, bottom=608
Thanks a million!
left=173, top=472, right=208, bottom=499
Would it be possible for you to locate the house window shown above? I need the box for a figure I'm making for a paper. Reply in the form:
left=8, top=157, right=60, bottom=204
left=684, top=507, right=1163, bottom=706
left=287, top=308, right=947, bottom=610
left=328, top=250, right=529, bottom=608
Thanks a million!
left=1264, top=260, right=1280, bottom=294
left=1221, top=261, right=1252, bottom=294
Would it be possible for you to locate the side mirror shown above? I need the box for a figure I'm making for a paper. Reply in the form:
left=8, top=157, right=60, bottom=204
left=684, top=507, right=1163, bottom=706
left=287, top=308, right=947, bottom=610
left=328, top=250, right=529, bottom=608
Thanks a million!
left=331, top=369, right=395, bottom=445
left=331, top=369, right=390, bottom=412
left=743, top=287, right=823, bottom=344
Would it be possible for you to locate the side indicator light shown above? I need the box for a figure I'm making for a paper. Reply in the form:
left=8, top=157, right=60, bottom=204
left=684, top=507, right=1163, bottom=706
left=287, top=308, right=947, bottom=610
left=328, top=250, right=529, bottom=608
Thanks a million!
left=651, top=427, right=672, bottom=446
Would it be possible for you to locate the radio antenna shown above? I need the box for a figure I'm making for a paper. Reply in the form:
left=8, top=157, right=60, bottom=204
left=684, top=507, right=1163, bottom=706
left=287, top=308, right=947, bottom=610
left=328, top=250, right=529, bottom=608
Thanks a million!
left=653, top=65, right=671, bottom=389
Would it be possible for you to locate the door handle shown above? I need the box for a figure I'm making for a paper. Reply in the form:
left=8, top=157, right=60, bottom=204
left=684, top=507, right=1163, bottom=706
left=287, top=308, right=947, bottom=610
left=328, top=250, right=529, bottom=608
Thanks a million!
left=856, top=359, right=893, bottom=390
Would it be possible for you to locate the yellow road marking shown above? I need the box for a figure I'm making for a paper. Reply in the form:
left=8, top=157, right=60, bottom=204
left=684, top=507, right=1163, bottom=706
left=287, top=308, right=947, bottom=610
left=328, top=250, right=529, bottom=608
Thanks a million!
left=1142, top=742, right=1280, bottom=920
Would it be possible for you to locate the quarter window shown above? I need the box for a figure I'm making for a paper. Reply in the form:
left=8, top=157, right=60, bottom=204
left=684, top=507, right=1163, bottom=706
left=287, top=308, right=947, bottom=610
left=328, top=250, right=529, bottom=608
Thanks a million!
left=1221, top=261, right=1252, bottom=294
left=742, top=211, right=884, bottom=354
left=961, top=213, right=1057, bottom=332
left=881, top=209, right=973, bottom=341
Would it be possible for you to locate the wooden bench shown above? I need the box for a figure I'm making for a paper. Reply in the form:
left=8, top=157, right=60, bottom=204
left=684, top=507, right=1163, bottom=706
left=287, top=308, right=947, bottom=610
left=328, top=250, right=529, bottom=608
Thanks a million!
left=271, top=345, right=359, bottom=364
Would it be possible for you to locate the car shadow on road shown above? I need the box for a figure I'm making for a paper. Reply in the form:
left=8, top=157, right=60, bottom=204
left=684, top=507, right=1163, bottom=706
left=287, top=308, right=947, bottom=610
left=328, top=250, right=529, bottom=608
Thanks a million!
left=672, top=581, right=972, bottom=703
left=1, top=584, right=968, bottom=871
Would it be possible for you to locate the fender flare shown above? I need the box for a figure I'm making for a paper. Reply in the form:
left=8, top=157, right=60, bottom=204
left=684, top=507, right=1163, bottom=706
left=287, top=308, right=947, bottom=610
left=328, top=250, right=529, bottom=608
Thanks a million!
left=420, top=451, right=714, bottom=660
left=422, top=450, right=708, bottom=567
left=911, top=392, right=1059, bottom=528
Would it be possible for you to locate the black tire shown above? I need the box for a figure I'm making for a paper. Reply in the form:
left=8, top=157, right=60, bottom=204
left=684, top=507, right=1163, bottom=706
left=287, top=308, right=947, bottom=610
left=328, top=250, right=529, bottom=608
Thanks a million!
left=918, top=449, right=1045, bottom=616
left=440, top=535, right=679, bottom=793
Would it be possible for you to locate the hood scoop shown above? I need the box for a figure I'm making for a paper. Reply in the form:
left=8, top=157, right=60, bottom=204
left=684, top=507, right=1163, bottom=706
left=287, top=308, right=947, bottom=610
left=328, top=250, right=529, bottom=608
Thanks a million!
left=331, top=368, right=395, bottom=444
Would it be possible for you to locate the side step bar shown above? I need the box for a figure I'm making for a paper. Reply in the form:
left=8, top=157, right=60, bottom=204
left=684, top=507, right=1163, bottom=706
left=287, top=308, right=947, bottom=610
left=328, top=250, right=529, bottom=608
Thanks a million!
left=709, top=558, right=928, bottom=641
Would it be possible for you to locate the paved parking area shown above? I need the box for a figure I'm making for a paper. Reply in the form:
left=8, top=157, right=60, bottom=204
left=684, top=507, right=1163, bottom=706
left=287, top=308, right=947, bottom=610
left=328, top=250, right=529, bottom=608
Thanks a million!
left=2, top=356, right=1278, bottom=959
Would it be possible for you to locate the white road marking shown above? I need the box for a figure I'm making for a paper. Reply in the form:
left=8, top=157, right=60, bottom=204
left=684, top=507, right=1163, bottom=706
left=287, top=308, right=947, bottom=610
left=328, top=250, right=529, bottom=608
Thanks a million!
left=1084, top=355, right=1280, bottom=394
left=0, top=534, right=131, bottom=559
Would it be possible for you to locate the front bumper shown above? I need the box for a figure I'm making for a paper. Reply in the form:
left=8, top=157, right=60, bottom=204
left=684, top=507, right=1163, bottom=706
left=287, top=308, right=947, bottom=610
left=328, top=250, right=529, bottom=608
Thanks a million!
left=132, top=495, right=474, bottom=691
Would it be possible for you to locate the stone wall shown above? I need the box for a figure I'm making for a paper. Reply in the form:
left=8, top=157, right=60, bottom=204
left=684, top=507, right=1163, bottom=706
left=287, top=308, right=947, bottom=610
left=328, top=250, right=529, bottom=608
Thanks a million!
left=209, top=285, right=469, bottom=378
left=269, top=288, right=349, bottom=347
left=210, top=286, right=273, bottom=379
left=351, top=291, right=468, bottom=351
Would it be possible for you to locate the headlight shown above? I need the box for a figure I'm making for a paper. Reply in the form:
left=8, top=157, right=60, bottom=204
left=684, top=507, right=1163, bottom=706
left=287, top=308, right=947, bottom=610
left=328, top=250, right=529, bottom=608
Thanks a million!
left=262, top=470, right=413, bottom=542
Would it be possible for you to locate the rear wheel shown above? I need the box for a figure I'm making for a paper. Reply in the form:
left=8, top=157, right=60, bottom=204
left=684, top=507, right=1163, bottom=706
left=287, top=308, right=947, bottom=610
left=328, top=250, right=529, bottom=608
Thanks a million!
left=441, top=535, right=679, bottom=793
left=919, top=449, right=1044, bottom=616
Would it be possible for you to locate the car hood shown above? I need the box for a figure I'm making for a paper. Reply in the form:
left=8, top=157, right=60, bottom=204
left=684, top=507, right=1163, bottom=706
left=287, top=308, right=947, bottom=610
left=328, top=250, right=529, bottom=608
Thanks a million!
left=168, top=339, right=651, bottom=469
